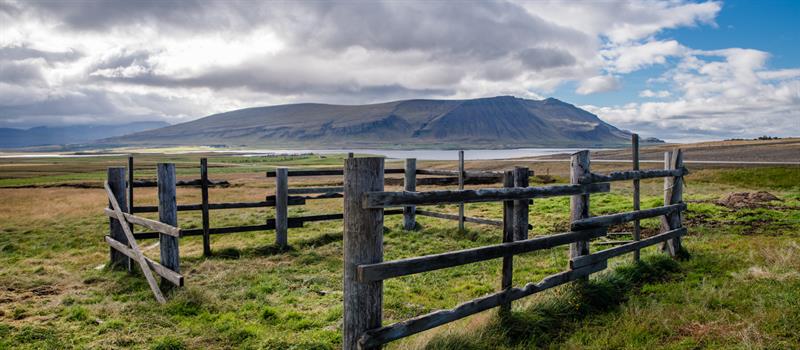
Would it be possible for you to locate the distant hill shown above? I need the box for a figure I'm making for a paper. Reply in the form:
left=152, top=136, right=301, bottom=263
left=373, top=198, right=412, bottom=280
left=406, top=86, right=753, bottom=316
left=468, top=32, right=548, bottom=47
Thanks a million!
left=106, top=96, right=650, bottom=148
left=0, top=121, right=170, bottom=148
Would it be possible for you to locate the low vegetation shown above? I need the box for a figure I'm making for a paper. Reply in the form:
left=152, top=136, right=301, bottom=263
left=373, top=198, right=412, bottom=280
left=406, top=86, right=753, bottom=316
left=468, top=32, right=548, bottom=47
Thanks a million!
left=0, top=153, right=798, bottom=349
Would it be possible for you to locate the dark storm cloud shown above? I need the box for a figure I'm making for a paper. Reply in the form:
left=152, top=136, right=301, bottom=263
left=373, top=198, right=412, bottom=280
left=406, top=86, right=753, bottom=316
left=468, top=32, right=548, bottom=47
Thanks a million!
left=515, top=47, right=576, bottom=70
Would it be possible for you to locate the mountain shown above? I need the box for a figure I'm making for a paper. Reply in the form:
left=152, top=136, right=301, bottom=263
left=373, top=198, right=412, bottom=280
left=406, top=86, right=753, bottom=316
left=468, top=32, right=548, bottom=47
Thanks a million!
left=107, top=96, right=642, bottom=148
left=0, top=121, right=170, bottom=148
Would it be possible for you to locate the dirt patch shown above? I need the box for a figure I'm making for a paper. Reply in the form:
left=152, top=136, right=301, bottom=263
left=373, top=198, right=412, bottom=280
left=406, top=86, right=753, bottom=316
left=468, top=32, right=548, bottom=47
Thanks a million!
left=716, top=191, right=781, bottom=208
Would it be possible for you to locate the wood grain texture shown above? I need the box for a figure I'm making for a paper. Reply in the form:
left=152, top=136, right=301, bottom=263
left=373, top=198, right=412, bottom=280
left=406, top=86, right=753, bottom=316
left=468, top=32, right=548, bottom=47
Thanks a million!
left=358, top=261, right=608, bottom=348
left=569, top=151, right=591, bottom=261
left=103, top=209, right=181, bottom=237
left=363, top=182, right=609, bottom=208
left=500, top=170, right=514, bottom=315
left=570, top=227, right=686, bottom=269
left=287, top=186, right=344, bottom=195
left=632, top=134, right=641, bottom=261
left=513, top=167, right=530, bottom=241
left=570, top=203, right=686, bottom=230
left=586, top=168, right=686, bottom=183
left=357, top=228, right=607, bottom=283
left=267, top=168, right=404, bottom=177
left=105, top=236, right=183, bottom=286
left=104, top=181, right=166, bottom=303
left=275, top=168, right=288, bottom=248
left=403, top=158, right=416, bottom=231
left=201, top=158, right=211, bottom=256
left=107, top=167, right=131, bottom=271
left=343, top=158, right=384, bottom=350
left=458, top=150, right=465, bottom=232
left=157, top=163, right=180, bottom=289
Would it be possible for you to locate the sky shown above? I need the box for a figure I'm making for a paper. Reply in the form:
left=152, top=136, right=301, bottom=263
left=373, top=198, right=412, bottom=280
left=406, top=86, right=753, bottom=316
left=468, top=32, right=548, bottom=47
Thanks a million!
left=0, top=0, right=798, bottom=142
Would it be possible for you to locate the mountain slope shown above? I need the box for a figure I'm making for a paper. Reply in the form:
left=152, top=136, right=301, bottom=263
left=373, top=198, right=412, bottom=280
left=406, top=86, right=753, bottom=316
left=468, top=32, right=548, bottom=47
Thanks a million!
left=108, top=96, right=635, bottom=148
left=0, top=121, right=170, bottom=148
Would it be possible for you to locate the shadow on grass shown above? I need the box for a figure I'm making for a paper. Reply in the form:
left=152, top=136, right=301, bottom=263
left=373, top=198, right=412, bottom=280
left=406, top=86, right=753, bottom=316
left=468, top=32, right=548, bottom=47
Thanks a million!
left=425, top=255, right=683, bottom=350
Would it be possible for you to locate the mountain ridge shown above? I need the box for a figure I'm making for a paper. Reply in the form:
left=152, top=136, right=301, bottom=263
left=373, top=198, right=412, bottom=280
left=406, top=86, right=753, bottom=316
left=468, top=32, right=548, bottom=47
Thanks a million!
left=0, top=121, right=170, bottom=148
left=106, top=96, right=649, bottom=148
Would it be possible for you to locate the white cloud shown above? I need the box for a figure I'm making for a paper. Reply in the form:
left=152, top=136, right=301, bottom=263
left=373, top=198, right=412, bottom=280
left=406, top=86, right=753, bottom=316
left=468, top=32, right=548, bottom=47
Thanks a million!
left=0, top=0, right=796, bottom=141
left=576, top=75, right=620, bottom=95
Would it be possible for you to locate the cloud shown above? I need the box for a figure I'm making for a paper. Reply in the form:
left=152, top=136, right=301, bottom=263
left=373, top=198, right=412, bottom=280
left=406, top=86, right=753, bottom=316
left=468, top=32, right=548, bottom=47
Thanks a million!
left=576, top=75, right=621, bottom=95
left=0, top=0, right=796, bottom=142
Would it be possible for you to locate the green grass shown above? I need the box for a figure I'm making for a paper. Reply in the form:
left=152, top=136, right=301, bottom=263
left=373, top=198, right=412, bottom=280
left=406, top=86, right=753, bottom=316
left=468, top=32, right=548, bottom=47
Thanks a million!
left=0, top=157, right=798, bottom=349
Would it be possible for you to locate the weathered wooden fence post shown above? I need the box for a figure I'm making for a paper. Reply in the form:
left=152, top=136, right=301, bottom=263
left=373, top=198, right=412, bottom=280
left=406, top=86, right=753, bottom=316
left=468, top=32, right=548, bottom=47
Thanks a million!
left=157, top=163, right=180, bottom=288
left=403, top=158, right=416, bottom=230
left=458, top=150, right=465, bottom=232
left=200, top=158, right=211, bottom=256
left=108, top=167, right=131, bottom=271
left=275, top=167, right=289, bottom=248
left=499, top=169, right=515, bottom=316
left=661, top=149, right=684, bottom=257
left=348, top=152, right=354, bottom=158
left=343, top=157, right=384, bottom=350
left=569, top=151, right=591, bottom=266
left=632, top=134, right=641, bottom=262
left=513, top=167, right=530, bottom=241
left=127, top=156, right=134, bottom=217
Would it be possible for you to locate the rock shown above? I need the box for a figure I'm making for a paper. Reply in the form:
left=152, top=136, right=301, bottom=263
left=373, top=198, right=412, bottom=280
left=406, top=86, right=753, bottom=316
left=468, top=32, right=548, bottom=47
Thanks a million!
left=716, top=191, right=781, bottom=208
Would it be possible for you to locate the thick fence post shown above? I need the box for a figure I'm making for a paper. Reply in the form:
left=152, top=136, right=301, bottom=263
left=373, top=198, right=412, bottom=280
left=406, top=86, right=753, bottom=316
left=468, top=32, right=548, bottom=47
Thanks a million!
left=632, top=134, right=641, bottom=262
left=403, top=158, right=416, bottom=231
left=200, top=158, right=211, bottom=256
left=108, top=167, right=131, bottom=271
left=458, top=150, right=465, bottom=232
left=661, top=149, right=684, bottom=257
left=275, top=167, right=288, bottom=248
left=499, top=170, right=514, bottom=316
left=343, top=157, right=384, bottom=350
left=513, top=167, right=530, bottom=241
left=157, top=163, right=180, bottom=288
left=569, top=151, right=591, bottom=265
left=127, top=156, right=134, bottom=216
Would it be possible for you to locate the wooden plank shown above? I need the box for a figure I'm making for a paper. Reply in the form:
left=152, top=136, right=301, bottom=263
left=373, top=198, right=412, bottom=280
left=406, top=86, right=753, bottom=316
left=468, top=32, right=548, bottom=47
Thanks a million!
left=266, top=168, right=405, bottom=177
left=201, top=158, right=211, bottom=256
left=343, top=157, right=384, bottom=350
left=131, top=198, right=306, bottom=212
left=103, top=209, right=181, bottom=237
left=104, top=181, right=165, bottom=303
left=594, top=240, right=633, bottom=246
left=632, top=134, right=641, bottom=262
left=127, top=156, right=134, bottom=216
left=571, top=227, right=686, bottom=269
left=403, top=158, right=417, bottom=230
left=105, top=236, right=184, bottom=286
left=458, top=150, right=465, bottom=232
left=569, top=150, right=591, bottom=263
left=358, top=261, right=607, bottom=348
left=570, top=203, right=686, bottom=230
left=287, top=186, right=344, bottom=194
left=661, top=149, right=685, bottom=256
left=108, top=168, right=132, bottom=272
left=586, top=168, right=686, bottom=183
left=363, top=182, right=610, bottom=208
left=513, top=167, right=530, bottom=241
left=158, top=163, right=180, bottom=290
left=500, top=170, right=514, bottom=316
left=357, top=228, right=606, bottom=283
left=275, top=168, right=288, bottom=248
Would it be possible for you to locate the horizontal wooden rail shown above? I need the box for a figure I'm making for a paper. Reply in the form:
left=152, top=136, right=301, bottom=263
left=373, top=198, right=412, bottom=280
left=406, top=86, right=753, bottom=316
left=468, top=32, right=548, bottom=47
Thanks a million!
left=103, top=208, right=181, bottom=237
left=571, top=227, right=687, bottom=269
left=415, top=209, right=533, bottom=229
left=363, top=183, right=610, bottom=208
left=570, top=203, right=686, bottom=230
left=266, top=168, right=405, bottom=177
left=132, top=179, right=229, bottom=188
left=358, top=260, right=607, bottom=348
left=132, top=198, right=306, bottom=213
left=585, top=168, right=687, bottom=183
left=416, top=169, right=534, bottom=178
left=357, top=228, right=606, bottom=282
left=105, top=236, right=184, bottom=286
left=287, top=186, right=343, bottom=195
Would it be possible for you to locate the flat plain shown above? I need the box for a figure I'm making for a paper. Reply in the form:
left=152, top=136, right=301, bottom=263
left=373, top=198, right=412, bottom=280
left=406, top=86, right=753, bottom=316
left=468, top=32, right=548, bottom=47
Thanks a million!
left=0, top=141, right=798, bottom=349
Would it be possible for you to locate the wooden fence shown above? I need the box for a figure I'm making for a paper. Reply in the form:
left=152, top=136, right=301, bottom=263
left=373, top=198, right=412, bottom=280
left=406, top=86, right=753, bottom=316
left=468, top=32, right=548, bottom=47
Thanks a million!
left=341, top=146, right=688, bottom=349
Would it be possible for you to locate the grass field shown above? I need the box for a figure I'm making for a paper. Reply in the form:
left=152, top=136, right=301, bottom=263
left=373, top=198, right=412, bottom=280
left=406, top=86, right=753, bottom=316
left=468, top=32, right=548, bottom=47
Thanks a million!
left=0, top=152, right=798, bottom=349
